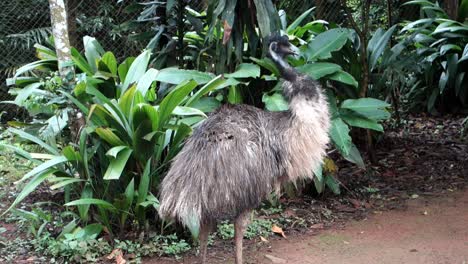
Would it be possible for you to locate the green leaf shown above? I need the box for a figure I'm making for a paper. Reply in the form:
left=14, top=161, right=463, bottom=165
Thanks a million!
left=103, top=147, right=133, bottom=180
left=252, top=0, right=280, bottom=38
left=185, top=75, right=225, bottom=107
left=341, top=143, right=365, bottom=168
left=250, top=57, right=280, bottom=77
left=329, top=118, right=352, bottom=156
left=136, top=159, right=151, bottom=215
left=101, top=52, right=118, bottom=76
left=172, top=106, right=207, bottom=117
left=71, top=48, right=93, bottom=75
left=65, top=198, right=116, bottom=211
left=95, top=127, right=126, bottom=146
left=121, top=178, right=135, bottom=225
left=297, top=62, right=342, bottom=79
left=224, top=63, right=261, bottom=78
left=328, top=71, right=358, bottom=88
left=262, top=93, right=288, bottom=111
left=459, top=44, right=468, bottom=63
left=340, top=98, right=391, bottom=120
left=340, top=109, right=384, bottom=132
left=50, top=178, right=85, bottom=190
left=13, top=59, right=57, bottom=78
left=286, top=7, right=315, bottom=34
left=440, top=44, right=461, bottom=55
left=305, top=28, right=350, bottom=61
left=313, top=165, right=324, bottom=193
left=122, top=50, right=151, bottom=93
left=158, top=80, right=198, bottom=126
left=1, top=169, right=56, bottom=216
left=367, top=25, right=397, bottom=71
left=118, top=57, right=136, bottom=84
left=136, top=68, right=159, bottom=96
left=156, top=68, right=214, bottom=84
left=227, top=86, right=243, bottom=104
left=325, top=175, right=341, bottom=194
left=84, top=36, right=105, bottom=73
left=15, top=156, right=67, bottom=183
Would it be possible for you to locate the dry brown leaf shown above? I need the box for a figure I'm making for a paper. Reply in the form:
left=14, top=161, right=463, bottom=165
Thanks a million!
left=107, top=248, right=126, bottom=264
left=271, top=224, right=286, bottom=238
left=260, top=236, right=269, bottom=242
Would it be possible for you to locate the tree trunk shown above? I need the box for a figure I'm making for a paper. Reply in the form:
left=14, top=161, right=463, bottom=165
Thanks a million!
left=445, top=0, right=459, bottom=20
left=48, top=0, right=74, bottom=87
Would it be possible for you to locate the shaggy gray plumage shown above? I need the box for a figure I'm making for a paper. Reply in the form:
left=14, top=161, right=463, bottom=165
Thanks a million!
left=158, top=35, right=331, bottom=263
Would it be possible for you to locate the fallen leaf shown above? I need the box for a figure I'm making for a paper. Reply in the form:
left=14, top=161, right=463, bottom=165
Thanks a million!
left=310, top=223, right=324, bottom=229
left=264, top=254, right=286, bottom=263
left=107, top=248, right=126, bottom=264
left=260, top=236, right=269, bottom=242
left=271, top=224, right=287, bottom=238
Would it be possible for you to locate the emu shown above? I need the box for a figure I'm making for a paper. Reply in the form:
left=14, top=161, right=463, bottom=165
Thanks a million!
left=159, top=35, right=331, bottom=264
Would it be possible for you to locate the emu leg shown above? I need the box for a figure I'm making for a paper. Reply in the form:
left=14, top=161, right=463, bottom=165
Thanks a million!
left=199, top=224, right=210, bottom=264
left=234, top=211, right=251, bottom=264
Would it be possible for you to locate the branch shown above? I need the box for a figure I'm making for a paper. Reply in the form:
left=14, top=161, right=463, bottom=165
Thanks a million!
left=340, top=0, right=363, bottom=38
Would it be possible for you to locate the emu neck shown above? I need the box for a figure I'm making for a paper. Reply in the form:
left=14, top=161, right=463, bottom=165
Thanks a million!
left=270, top=52, right=298, bottom=82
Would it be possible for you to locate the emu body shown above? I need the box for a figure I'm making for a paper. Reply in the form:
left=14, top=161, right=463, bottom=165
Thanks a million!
left=159, top=36, right=330, bottom=264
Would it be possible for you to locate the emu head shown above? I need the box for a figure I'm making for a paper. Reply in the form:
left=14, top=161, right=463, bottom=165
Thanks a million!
left=269, top=35, right=296, bottom=59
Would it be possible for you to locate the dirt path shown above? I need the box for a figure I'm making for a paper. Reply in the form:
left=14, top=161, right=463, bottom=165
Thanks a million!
left=151, top=189, right=468, bottom=264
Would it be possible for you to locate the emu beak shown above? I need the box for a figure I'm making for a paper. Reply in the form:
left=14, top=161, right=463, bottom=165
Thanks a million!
left=286, top=45, right=300, bottom=58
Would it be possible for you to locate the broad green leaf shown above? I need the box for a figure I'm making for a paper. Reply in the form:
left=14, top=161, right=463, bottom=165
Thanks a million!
left=106, top=146, right=129, bottom=158
left=34, top=43, right=57, bottom=60
left=118, top=56, right=136, bottom=84
left=103, top=147, right=133, bottom=180
left=329, top=118, right=352, bottom=156
left=65, top=198, right=116, bottom=211
left=439, top=71, right=448, bottom=93
left=136, top=159, right=151, bottom=211
left=101, top=51, right=118, bottom=75
left=224, top=63, right=261, bottom=78
left=95, top=127, right=126, bottom=146
left=297, top=62, right=342, bottom=79
left=440, top=44, right=461, bottom=55
left=122, top=50, right=151, bottom=93
left=459, top=44, right=468, bottom=63
left=341, top=143, right=365, bottom=168
left=305, top=28, right=350, bottom=61
left=328, top=71, right=358, bottom=88
left=262, top=93, right=288, bottom=111
left=400, top=18, right=434, bottom=33
left=340, top=109, right=384, bottom=132
left=367, top=25, right=396, bottom=71
left=340, top=98, right=391, bottom=120
left=156, top=68, right=214, bottom=84
left=189, top=97, right=221, bottom=113
left=0, top=143, right=33, bottom=161
left=71, top=48, right=93, bottom=75
left=121, top=178, right=135, bottom=225
left=84, top=36, right=105, bottom=73
left=136, top=68, right=159, bottom=96
left=250, top=57, right=280, bottom=77
left=252, top=0, right=280, bottom=38
left=325, top=175, right=341, bottom=194
left=227, top=86, right=243, bottom=104
left=13, top=83, right=42, bottom=105
left=15, top=156, right=67, bottom=183
left=62, top=146, right=81, bottom=161
left=1, top=169, right=56, bottom=216
left=158, top=80, right=198, bottom=126
left=14, top=59, right=57, bottom=78
left=173, top=106, right=207, bottom=117
left=185, top=75, right=225, bottom=107
left=119, top=86, right=145, bottom=117
left=287, top=7, right=315, bottom=34
left=313, top=165, right=324, bottom=193
left=50, top=178, right=85, bottom=190
left=166, top=123, right=192, bottom=161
